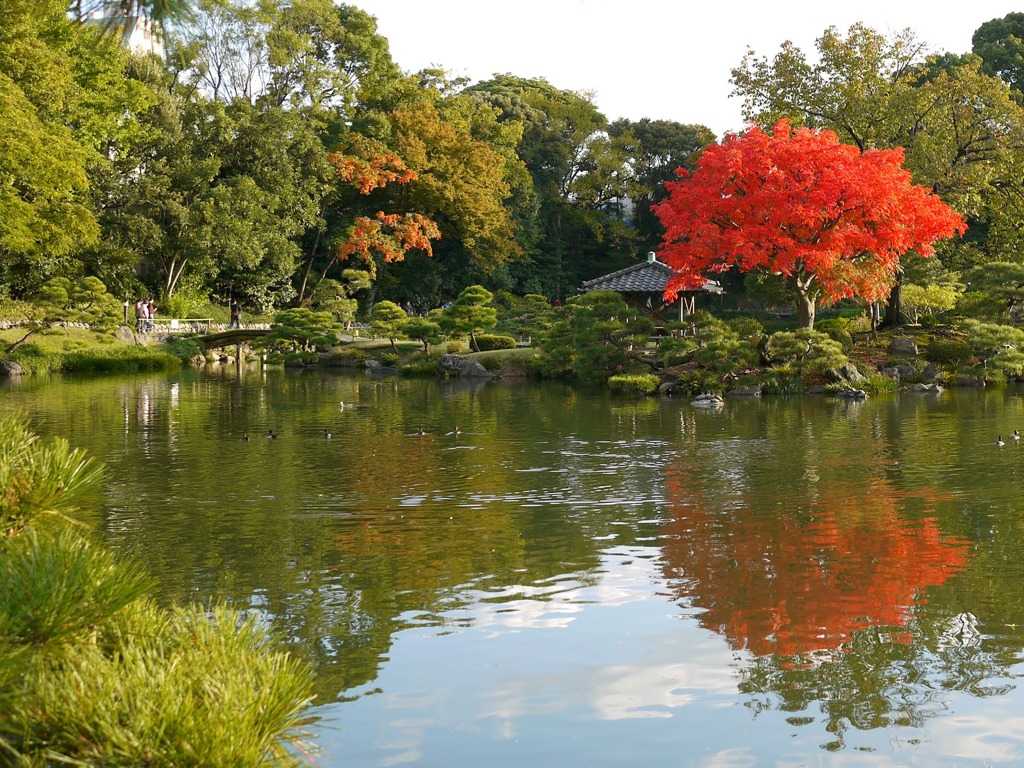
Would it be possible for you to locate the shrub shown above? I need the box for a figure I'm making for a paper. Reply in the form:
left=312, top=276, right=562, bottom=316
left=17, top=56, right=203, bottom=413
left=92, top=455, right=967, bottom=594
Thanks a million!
left=474, top=334, right=516, bottom=351
left=925, top=338, right=973, bottom=367
left=445, top=340, right=465, bottom=354
left=814, top=319, right=854, bottom=350
left=163, top=337, right=201, bottom=362
left=657, top=336, right=697, bottom=366
left=608, top=374, right=660, bottom=395
left=861, top=373, right=898, bottom=395
left=378, top=351, right=401, bottom=367
left=400, top=352, right=441, bottom=376
left=0, top=418, right=316, bottom=765
left=759, top=373, right=806, bottom=395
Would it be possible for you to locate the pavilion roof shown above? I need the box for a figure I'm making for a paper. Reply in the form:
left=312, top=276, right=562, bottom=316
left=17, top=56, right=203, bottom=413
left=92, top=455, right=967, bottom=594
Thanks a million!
left=580, top=256, right=722, bottom=295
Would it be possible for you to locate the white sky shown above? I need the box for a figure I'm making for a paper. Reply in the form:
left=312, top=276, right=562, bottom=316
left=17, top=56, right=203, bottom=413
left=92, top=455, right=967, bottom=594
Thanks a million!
left=350, top=0, right=1023, bottom=139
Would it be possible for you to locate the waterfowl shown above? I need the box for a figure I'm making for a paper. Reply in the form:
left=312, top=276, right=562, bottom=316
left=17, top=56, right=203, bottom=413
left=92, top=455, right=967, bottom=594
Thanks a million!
left=451, top=426, right=462, bottom=436
left=242, top=433, right=249, bottom=441
left=417, top=426, right=427, bottom=436
left=267, top=430, right=279, bottom=439
left=323, top=428, right=332, bottom=439
left=997, top=435, right=1006, bottom=447
left=1013, top=430, right=1020, bottom=442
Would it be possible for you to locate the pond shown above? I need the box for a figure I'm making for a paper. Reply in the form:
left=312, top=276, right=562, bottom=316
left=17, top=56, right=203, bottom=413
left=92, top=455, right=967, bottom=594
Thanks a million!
left=4, top=366, right=1024, bottom=766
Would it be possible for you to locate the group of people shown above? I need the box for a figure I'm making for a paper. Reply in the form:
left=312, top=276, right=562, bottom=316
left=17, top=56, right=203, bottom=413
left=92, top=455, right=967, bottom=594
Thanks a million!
left=134, top=298, right=156, bottom=333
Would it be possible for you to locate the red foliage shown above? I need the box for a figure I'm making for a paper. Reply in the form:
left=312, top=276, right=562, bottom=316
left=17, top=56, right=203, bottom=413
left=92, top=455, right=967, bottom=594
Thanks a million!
left=654, top=121, right=967, bottom=304
left=327, top=134, right=417, bottom=195
left=661, top=464, right=969, bottom=659
left=338, top=212, right=441, bottom=276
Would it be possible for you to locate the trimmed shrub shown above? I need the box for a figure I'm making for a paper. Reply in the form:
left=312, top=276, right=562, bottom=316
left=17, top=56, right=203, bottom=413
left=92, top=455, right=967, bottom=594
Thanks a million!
left=608, top=374, right=660, bottom=395
left=925, top=338, right=972, bottom=367
left=474, top=334, right=516, bottom=351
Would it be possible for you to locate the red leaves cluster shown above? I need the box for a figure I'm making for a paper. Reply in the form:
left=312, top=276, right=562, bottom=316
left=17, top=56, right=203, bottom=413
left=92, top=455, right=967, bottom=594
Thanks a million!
left=338, top=212, right=441, bottom=276
left=328, top=134, right=417, bottom=195
left=654, top=121, right=967, bottom=304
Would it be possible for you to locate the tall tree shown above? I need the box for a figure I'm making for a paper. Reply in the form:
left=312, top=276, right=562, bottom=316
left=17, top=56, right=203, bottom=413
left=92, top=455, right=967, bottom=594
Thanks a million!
left=972, top=12, right=1024, bottom=95
left=654, top=121, right=966, bottom=329
left=608, top=118, right=715, bottom=251
left=731, top=23, right=1024, bottom=325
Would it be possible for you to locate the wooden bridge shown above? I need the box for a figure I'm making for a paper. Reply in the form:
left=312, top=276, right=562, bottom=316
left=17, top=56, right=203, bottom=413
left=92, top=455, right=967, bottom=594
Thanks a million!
left=196, top=328, right=272, bottom=349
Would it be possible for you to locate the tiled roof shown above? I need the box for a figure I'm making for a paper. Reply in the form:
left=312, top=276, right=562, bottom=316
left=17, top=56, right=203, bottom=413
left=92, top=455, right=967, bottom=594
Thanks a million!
left=580, top=258, right=722, bottom=294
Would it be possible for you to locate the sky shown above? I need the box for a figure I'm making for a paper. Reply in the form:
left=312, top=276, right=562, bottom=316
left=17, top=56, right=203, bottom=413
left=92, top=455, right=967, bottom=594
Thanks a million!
left=349, top=0, right=1023, bottom=139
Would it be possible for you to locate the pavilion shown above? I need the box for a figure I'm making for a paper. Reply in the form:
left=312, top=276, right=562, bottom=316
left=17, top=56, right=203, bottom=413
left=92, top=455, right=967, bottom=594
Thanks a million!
left=579, top=252, right=723, bottom=328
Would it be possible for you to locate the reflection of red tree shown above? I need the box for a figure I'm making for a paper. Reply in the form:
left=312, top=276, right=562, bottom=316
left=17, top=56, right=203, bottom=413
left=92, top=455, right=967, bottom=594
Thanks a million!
left=663, top=467, right=969, bottom=658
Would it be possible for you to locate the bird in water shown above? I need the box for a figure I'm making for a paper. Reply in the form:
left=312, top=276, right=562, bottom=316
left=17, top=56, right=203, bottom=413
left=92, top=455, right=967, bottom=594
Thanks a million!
left=323, top=428, right=332, bottom=439
left=1013, top=430, right=1021, bottom=443
left=339, top=401, right=353, bottom=410
left=997, top=435, right=1006, bottom=447
left=267, top=430, right=279, bottom=439
left=448, top=426, right=462, bottom=436
left=416, top=426, right=427, bottom=436
left=241, top=433, right=249, bottom=441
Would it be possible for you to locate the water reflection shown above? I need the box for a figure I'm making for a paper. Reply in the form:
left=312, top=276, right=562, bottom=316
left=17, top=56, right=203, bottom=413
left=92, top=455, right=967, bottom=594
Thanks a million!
left=7, top=371, right=1024, bottom=764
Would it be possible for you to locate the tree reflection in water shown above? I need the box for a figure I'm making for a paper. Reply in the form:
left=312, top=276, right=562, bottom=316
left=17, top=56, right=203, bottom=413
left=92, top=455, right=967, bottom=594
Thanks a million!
left=659, top=454, right=1011, bottom=749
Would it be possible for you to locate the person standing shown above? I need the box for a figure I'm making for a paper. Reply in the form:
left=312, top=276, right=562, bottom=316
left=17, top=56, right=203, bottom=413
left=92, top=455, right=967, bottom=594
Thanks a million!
left=134, top=299, right=144, bottom=331
left=138, top=299, right=150, bottom=333
left=146, top=299, right=156, bottom=332
left=229, top=300, right=241, bottom=329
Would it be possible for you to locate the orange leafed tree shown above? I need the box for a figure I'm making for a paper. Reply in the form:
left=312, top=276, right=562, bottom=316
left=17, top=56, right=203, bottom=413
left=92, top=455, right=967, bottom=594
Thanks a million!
left=654, top=121, right=967, bottom=328
left=319, top=134, right=441, bottom=282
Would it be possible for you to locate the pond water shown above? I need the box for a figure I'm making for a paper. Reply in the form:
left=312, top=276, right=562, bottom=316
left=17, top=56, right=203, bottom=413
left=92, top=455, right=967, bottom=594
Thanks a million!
left=4, top=366, right=1024, bottom=766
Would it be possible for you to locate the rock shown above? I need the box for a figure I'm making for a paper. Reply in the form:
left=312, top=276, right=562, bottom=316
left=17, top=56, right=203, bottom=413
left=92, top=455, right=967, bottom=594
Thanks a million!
left=909, top=382, right=944, bottom=393
left=887, top=337, right=919, bottom=357
left=189, top=354, right=206, bottom=367
left=881, top=364, right=916, bottom=381
left=691, top=392, right=724, bottom=408
left=823, top=362, right=866, bottom=385
left=834, top=387, right=868, bottom=399
left=0, top=360, right=25, bottom=377
left=437, top=354, right=493, bottom=379
left=955, top=375, right=986, bottom=387
left=726, top=384, right=761, bottom=397
left=657, top=380, right=677, bottom=395
left=114, top=325, right=140, bottom=345
left=920, top=363, right=941, bottom=382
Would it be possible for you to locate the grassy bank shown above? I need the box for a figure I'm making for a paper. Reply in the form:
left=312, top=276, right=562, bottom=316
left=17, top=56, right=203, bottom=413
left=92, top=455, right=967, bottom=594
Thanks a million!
left=0, top=327, right=181, bottom=375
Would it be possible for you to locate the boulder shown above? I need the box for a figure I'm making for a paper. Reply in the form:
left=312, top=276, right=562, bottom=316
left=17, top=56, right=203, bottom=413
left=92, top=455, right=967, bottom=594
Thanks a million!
left=823, top=362, right=866, bottom=385
left=657, top=380, right=677, bottom=396
left=881, top=364, right=916, bottom=381
left=0, top=360, right=25, bottom=377
left=114, top=325, right=140, bottom=345
left=909, top=382, right=944, bottom=393
left=437, top=354, right=493, bottom=379
left=955, top=375, right=986, bottom=387
left=920, top=363, right=941, bottom=382
left=887, top=337, right=919, bottom=357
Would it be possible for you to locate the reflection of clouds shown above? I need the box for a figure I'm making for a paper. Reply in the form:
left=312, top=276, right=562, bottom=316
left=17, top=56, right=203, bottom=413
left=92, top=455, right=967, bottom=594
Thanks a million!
left=927, top=711, right=1024, bottom=764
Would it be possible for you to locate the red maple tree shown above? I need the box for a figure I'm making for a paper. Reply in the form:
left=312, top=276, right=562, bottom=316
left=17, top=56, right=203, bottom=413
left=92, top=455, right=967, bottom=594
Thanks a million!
left=654, top=121, right=967, bottom=328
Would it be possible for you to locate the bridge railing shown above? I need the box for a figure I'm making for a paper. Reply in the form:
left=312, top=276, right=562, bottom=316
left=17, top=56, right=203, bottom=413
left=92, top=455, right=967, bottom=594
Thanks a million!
left=149, top=318, right=215, bottom=333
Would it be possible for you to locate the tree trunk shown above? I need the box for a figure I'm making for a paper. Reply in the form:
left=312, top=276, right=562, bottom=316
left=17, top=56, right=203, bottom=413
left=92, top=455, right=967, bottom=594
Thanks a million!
left=881, top=273, right=904, bottom=328
left=788, top=274, right=816, bottom=329
left=5, top=328, right=37, bottom=354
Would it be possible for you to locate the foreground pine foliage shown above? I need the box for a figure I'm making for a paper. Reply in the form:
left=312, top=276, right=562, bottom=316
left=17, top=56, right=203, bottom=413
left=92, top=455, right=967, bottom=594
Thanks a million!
left=0, top=417, right=316, bottom=766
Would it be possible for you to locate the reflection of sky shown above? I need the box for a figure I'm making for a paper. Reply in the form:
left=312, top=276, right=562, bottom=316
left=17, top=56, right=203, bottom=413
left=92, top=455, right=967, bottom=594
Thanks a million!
left=313, top=545, right=1024, bottom=767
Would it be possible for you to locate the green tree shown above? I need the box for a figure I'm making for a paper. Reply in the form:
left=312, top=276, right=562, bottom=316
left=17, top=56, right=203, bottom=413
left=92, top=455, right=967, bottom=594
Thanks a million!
left=263, top=307, right=340, bottom=352
left=536, top=291, right=654, bottom=384
left=369, top=300, right=408, bottom=352
left=972, top=12, right=1024, bottom=94
left=401, top=316, right=441, bottom=353
left=441, top=285, right=497, bottom=352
